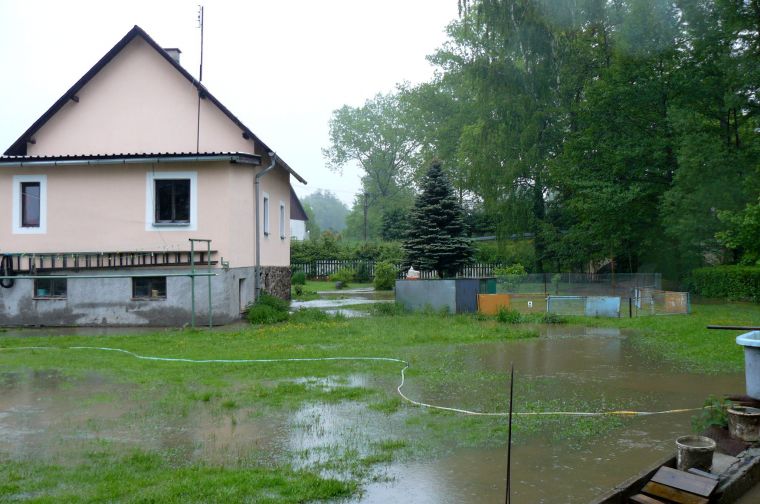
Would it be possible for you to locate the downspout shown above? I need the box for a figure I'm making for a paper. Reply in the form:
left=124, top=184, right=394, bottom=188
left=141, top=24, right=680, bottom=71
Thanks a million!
left=254, top=152, right=277, bottom=298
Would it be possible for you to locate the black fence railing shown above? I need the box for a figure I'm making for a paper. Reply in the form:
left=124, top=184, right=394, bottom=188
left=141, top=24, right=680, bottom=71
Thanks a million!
left=292, top=261, right=662, bottom=295
left=291, top=260, right=512, bottom=280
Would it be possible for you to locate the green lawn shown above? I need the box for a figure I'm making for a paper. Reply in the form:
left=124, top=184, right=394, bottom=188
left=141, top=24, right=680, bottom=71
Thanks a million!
left=0, top=301, right=758, bottom=502
left=292, top=280, right=375, bottom=300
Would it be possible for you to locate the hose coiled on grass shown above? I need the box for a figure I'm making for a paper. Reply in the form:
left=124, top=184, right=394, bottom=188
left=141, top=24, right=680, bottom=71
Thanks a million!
left=0, top=345, right=706, bottom=417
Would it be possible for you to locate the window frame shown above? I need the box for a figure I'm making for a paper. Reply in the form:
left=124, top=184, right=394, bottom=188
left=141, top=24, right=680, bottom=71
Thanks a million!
left=154, top=178, right=191, bottom=224
left=33, top=278, right=67, bottom=299
left=279, top=200, right=286, bottom=239
left=263, top=193, right=270, bottom=236
left=131, top=276, right=167, bottom=300
left=12, top=174, right=47, bottom=234
left=145, top=171, right=197, bottom=231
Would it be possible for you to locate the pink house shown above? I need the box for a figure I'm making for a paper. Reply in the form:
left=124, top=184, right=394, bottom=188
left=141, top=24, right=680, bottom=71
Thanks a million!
left=0, top=26, right=306, bottom=326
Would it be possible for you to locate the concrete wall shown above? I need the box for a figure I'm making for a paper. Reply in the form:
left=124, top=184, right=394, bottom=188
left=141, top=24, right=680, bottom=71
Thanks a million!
left=396, top=279, right=481, bottom=313
left=0, top=267, right=256, bottom=327
left=396, top=279, right=457, bottom=313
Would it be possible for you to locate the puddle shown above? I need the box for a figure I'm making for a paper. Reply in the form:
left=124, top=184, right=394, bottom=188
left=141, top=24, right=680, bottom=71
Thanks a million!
left=291, top=298, right=392, bottom=310
left=0, top=327, right=745, bottom=503
left=324, top=309, right=369, bottom=318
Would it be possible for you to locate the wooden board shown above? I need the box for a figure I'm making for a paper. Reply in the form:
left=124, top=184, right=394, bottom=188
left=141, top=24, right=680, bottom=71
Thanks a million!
left=642, top=482, right=708, bottom=504
left=651, top=466, right=718, bottom=497
left=629, top=493, right=666, bottom=503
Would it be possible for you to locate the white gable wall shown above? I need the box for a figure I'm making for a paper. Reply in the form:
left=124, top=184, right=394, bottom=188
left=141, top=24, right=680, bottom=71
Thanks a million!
left=27, top=37, right=254, bottom=156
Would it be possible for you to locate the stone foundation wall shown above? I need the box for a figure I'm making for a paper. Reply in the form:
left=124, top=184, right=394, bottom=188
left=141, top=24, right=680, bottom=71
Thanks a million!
left=260, top=266, right=291, bottom=300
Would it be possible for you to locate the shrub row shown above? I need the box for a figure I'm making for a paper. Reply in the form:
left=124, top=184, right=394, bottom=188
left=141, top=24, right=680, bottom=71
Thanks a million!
left=690, top=266, right=760, bottom=302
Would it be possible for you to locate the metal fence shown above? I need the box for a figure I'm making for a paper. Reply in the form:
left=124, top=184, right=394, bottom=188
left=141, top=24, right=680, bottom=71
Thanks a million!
left=477, top=291, right=689, bottom=318
left=496, top=272, right=661, bottom=297
left=291, top=260, right=509, bottom=280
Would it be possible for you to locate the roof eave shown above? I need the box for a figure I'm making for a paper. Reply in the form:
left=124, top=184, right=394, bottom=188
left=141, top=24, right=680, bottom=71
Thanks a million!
left=4, top=25, right=307, bottom=185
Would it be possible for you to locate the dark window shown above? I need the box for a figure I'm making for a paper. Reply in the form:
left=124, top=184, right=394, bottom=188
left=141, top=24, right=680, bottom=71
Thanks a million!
left=132, top=277, right=167, bottom=299
left=154, top=179, right=190, bottom=224
left=34, top=278, right=66, bottom=298
left=21, top=182, right=41, bottom=227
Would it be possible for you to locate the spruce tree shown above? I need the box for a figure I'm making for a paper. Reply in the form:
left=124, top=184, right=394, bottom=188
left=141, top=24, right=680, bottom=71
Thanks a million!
left=403, top=162, right=474, bottom=278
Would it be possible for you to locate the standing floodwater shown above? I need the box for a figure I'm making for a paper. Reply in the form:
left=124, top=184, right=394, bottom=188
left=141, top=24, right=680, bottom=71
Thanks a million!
left=0, top=325, right=743, bottom=503
left=356, top=326, right=742, bottom=503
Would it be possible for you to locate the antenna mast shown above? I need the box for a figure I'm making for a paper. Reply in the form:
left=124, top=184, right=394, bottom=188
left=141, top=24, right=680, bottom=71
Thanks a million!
left=197, top=5, right=204, bottom=82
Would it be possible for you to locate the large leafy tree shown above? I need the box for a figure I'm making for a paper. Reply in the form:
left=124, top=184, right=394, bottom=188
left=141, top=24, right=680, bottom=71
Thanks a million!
left=403, top=162, right=474, bottom=277
left=301, top=190, right=349, bottom=233
left=324, top=91, right=418, bottom=240
left=553, top=0, right=682, bottom=272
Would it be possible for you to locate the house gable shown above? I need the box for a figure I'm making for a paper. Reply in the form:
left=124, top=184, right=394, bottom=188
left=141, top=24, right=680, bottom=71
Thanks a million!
left=12, top=34, right=249, bottom=156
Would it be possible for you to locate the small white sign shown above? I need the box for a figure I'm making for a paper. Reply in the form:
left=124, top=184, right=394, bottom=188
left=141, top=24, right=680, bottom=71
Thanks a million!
left=527, top=301, right=533, bottom=308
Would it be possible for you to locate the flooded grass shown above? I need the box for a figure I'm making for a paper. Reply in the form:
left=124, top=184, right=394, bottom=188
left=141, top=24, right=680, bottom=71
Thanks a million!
left=0, top=302, right=757, bottom=502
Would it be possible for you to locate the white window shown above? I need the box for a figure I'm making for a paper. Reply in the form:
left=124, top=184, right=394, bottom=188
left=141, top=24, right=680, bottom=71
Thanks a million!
left=145, top=171, right=197, bottom=231
left=263, top=193, right=270, bottom=236
left=279, top=201, right=286, bottom=239
left=12, top=174, right=47, bottom=234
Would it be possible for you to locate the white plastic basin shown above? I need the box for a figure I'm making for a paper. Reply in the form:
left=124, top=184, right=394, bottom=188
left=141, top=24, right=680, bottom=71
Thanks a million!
left=737, top=331, right=760, bottom=399
left=736, top=331, right=760, bottom=347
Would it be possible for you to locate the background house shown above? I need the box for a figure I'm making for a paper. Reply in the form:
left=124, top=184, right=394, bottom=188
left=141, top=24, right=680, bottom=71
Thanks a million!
left=0, top=26, right=305, bottom=326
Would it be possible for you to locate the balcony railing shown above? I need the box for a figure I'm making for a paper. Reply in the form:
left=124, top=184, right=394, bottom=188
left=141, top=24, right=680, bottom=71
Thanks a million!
left=2, top=250, right=218, bottom=273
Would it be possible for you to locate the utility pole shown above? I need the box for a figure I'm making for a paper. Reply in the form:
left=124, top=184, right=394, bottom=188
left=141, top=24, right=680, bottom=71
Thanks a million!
left=363, top=192, right=369, bottom=242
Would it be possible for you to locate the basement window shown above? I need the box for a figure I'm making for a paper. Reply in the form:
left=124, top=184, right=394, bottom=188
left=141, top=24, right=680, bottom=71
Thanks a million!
left=34, top=278, right=67, bottom=299
left=132, top=277, right=167, bottom=299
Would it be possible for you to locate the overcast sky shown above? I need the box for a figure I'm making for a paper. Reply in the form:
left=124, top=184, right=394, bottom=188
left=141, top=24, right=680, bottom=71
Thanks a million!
left=0, top=0, right=459, bottom=206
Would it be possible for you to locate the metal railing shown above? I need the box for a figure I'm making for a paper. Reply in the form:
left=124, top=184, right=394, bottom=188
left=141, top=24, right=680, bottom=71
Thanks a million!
left=2, top=250, right=218, bottom=273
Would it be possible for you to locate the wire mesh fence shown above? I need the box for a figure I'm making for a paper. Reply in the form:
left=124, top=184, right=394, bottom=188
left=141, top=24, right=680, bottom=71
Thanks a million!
left=477, top=291, right=689, bottom=318
left=495, top=273, right=661, bottom=297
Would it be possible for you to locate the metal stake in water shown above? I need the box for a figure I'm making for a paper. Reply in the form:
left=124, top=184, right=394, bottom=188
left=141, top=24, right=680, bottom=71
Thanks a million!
left=506, top=362, right=514, bottom=504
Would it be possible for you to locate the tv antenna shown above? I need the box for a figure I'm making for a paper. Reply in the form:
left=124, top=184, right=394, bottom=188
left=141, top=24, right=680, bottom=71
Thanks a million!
left=197, top=4, right=204, bottom=82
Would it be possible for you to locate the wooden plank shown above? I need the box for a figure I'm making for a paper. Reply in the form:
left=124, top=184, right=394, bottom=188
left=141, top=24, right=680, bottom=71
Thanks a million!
left=629, top=494, right=666, bottom=504
left=642, top=482, right=708, bottom=504
left=651, top=466, right=718, bottom=497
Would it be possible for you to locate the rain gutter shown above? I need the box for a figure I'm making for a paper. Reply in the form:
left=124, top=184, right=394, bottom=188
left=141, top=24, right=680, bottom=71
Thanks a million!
left=254, top=152, right=277, bottom=298
left=0, top=154, right=261, bottom=168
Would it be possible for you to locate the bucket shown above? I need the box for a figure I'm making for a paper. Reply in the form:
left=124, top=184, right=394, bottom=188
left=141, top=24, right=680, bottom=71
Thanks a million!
left=676, top=435, right=715, bottom=472
left=736, top=331, right=760, bottom=399
left=728, top=406, right=760, bottom=442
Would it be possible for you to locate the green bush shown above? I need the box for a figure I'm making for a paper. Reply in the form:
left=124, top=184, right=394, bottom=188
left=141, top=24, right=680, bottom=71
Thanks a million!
left=690, top=266, right=760, bottom=302
left=691, top=395, right=731, bottom=434
left=247, top=304, right=288, bottom=324
left=356, top=261, right=372, bottom=282
left=246, top=293, right=290, bottom=324
left=373, top=261, right=397, bottom=291
left=292, top=271, right=306, bottom=286
left=496, top=307, right=523, bottom=324
left=329, top=268, right=356, bottom=285
left=256, top=293, right=290, bottom=312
